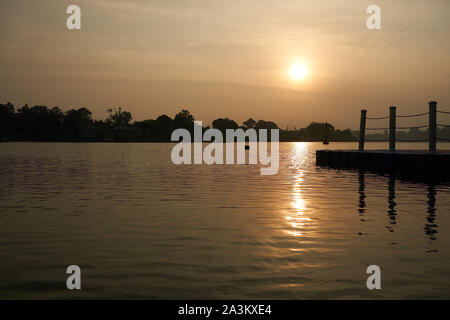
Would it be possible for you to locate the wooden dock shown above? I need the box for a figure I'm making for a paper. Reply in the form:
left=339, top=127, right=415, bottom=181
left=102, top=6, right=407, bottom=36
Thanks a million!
left=316, top=101, right=450, bottom=181
left=316, top=150, right=450, bottom=181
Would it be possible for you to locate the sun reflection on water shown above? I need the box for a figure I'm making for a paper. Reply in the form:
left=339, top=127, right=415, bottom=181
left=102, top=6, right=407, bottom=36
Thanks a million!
left=285, top=149, right=312, bottom=238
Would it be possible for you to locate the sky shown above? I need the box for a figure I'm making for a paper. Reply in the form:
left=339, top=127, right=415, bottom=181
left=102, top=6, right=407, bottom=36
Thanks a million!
left=0, top=0, right=449, bottom=129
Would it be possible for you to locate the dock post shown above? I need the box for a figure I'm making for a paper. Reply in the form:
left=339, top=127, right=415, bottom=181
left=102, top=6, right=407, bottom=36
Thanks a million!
left=389, top=106, right=396, bottom=152
left=359, top=109, right=367, bottom=151
left=429, top=101, right=437, bottom=153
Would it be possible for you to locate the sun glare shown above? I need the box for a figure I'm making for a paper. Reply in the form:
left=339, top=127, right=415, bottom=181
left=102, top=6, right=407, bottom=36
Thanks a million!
left=289, top=64, right=308, bottom=80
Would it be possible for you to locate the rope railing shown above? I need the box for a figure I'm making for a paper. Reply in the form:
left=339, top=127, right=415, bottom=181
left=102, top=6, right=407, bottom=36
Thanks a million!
left=359, top=101, right=450, bottom=152
left=366, top=115, right=389, bottom=120
left=396, top=112, right=429, bottom=118
left=366, top=112, right=430, bottom=120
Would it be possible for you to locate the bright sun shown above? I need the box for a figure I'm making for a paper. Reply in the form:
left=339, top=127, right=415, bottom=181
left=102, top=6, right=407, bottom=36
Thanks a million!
left=289, top=64, right=308, bottom=80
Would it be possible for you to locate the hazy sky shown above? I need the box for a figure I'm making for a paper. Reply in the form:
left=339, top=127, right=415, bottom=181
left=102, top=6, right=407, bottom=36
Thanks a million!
left=1, top=0, right=449, bottom=129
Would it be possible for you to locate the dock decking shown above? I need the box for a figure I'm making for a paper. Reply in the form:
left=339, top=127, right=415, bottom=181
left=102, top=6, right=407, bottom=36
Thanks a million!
left=316, top=150, right=450, bottom=181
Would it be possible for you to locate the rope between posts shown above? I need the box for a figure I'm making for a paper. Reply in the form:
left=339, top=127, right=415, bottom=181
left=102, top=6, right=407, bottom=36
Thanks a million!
left=366, top=116, right=389, bottom=120
left=396, top=112, right=429, bottom=118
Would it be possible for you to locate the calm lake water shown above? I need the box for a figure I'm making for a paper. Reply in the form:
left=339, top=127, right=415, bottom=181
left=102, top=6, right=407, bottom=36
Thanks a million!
left=0, top=142, right=449, bottom=299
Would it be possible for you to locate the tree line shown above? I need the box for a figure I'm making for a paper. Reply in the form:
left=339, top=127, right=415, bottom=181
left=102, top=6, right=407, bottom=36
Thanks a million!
left=0, top=102, right=357, bottom=142
left=363, top=126, right=450, bottom=142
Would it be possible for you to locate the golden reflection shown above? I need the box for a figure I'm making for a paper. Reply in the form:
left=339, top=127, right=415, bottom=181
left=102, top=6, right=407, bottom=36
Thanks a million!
left=292, top=195, right=306, bottom=213
left=284, top=168, right=311, bottom=238
left=294, top=142, right=307, bottom=153
left=289, top=142, right=309, bottom=170
left=280, top=143, right=317, bottom=241
left=289, top=230, right=303, bottom=237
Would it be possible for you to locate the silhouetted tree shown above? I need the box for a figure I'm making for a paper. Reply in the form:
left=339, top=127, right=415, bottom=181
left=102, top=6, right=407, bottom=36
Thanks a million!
left=302, top=122, right=333, bottom=141
left=154, top=115, right=173, bottom=141
left=15, top=105, right=63, bottom=136
left=212, top=118, right=239, bottom=135
left=332, top=128, right=354, bottom=141
left=106, top=107, right=132, bottom=126
left=255, top=120, right=278, bottom=130
left=243, top=118, right=256, bottom=129
left=0, top=102, right=15, bottom=137
left=63, top=107, right=93, bottom=137
left=0, top=101, right=390, bottom=142
left=133, top=119, right=155, bottom=141
left=173, top=109, right=194, bottom=131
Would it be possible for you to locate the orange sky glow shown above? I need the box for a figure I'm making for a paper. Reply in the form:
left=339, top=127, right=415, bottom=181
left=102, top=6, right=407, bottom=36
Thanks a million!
left=1, top=0, right=449, bottom=129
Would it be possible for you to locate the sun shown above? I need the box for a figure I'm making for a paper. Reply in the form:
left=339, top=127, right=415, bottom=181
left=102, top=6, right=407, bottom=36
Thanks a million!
left=289, top=64, right=308, bottom=80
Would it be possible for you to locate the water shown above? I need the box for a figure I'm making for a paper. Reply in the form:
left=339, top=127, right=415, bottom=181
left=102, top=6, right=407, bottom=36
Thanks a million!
left=0, top=142, right=449, bottom=299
